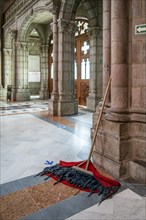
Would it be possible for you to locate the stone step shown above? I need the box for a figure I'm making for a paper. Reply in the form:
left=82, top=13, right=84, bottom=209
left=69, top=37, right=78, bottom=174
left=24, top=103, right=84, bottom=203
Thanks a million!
left=129, top=160, right=146, bottom=184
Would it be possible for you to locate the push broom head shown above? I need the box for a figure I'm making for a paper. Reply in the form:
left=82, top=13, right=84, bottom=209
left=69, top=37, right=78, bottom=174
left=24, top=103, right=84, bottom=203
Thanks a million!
left=35, top=160, right=121, bottom=205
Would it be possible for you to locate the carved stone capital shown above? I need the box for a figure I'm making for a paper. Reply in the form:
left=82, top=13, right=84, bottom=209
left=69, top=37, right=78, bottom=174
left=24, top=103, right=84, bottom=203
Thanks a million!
left=15, top=42, right=28, bottom=50
left=48, top=0, right=61, bottom=14
left=58, top=19, right=76, bottom=34
left=41, top=44, right=49, bottom=52
left=3, top=48, right=12, bottom=55
left=49, top=5, right=59, bottom=15
left=10, top=30, right=17, bottom=39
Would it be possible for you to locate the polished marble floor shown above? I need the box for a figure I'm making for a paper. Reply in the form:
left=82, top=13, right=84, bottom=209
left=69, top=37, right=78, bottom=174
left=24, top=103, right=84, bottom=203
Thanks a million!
left=0, top=100, right=145, bottom=220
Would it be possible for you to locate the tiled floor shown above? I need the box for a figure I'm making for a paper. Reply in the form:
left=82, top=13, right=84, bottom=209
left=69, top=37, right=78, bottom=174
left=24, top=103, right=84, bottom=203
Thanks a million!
left=0, top=100, right=146, bottom=220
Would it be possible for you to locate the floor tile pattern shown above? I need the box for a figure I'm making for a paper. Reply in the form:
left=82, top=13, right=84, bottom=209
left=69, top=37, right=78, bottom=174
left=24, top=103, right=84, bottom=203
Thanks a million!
left=1, top=100, right=145, bottom=220
left=0, top=101, right=48, bottom=115
left=0, top=179, right=79, bottom=220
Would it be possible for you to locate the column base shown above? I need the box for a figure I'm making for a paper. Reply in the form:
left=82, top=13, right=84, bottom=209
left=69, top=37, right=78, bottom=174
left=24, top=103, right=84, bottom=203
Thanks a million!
left=93, top=153, right=129, bottom=180
left=58, top=99, right=78, bottom=116
left=13, top=88, right=30, bottom=101
left=0, top=87, right=7, bottom=101
left=48, top=98, right=78, bottom=116
left=92, top=118, right=131, bottom=179
left=92, top=109, right=146, bottom=183
left=39, top=89, right=49, bottom=100
left=48, top=99, right=58, bottom=116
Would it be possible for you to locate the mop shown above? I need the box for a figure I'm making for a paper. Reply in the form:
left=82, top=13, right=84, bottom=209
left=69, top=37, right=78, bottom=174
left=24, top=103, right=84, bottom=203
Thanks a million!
left=35, top=77, right=121, bottom=204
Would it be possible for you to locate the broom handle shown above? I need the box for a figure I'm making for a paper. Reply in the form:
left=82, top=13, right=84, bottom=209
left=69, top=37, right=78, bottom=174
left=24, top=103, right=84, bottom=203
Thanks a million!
left=85, top=76, right=111, bottom=170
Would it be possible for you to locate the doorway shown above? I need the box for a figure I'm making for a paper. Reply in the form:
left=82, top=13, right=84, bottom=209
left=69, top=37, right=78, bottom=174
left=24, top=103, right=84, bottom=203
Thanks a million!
left=74, top=19, right=90, bottom=106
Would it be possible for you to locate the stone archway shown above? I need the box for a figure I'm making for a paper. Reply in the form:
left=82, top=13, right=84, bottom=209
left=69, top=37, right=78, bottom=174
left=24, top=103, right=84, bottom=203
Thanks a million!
left=49, top=0, right=103, bottom=115
left=14, top=8, right=53, bottom=101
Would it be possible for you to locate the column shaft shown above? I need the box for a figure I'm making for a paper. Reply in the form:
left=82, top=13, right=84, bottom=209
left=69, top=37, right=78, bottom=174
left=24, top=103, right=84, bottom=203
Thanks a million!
left=3, top=49, right=12, bottom=87
left=111, top=0, right=128, bottom=111
left=87, top=26, right=102, bottom=111
left=51, top=13, right=58, bottom=99
left=14, top=42, right=30, bottom=101
left=40, top=44, right=49, bottom=99
left=103, top=0, right=111, bottom=103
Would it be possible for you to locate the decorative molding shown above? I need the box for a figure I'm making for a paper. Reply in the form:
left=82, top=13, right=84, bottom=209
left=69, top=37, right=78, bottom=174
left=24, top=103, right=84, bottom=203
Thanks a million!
left=15, top=42, right=28, bottom=50
left=4, top=0, right=39, bottom=26
left=58, top=19, right=76, bottom=33
left=3, top=48, right=12, bottom=55
left=10, top=30, right=17, bottom=39
left=46, top=0, right=61, bottom=14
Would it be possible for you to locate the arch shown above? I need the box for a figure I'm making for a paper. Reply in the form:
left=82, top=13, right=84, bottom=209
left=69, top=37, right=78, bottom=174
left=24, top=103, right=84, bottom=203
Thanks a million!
left=59, top=0, right=99, bottom=27
left=25, top=23, right=44, bottom=44
left=17, top=7, right=53, bottom=43
left=58, top=0, right=103, bottom=110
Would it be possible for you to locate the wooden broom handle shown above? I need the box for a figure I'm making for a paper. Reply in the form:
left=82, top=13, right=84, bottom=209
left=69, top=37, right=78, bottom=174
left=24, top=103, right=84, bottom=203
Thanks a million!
left=85, top=76, right=111, bottom=170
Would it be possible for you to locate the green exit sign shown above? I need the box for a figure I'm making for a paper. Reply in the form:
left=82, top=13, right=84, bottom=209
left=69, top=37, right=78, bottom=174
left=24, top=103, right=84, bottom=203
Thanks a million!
left=135, top=24, right=146, bottom=35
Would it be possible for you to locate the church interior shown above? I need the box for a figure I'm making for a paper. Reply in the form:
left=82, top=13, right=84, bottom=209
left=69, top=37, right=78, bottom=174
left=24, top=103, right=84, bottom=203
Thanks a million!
left=0, top=0, right=146, bottom=219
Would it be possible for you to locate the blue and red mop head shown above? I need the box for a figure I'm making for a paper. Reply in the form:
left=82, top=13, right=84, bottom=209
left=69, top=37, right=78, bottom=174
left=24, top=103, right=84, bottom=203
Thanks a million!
left=36, top=160, right=121, bottom=205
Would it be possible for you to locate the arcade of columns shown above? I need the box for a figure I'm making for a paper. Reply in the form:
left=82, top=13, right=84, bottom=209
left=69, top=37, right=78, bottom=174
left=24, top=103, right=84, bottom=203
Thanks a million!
left=0, top=0, right=146, bottom=182
left=49, top=7, right=102, bottom=116
left=1, top=0, right=103, bottom=115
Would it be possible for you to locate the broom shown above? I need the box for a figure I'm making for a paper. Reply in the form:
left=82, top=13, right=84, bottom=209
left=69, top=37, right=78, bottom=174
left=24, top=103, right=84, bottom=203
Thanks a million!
left=35, top=77, right=121, bottom=204
left=72, top=76, right=112, bottom=175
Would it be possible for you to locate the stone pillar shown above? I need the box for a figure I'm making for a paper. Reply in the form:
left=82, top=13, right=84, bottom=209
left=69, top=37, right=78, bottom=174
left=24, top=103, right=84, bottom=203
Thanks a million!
left=108, top=0, right=129, bottom=121
left=103, top=0, right=111, bottom=104
left=0, top=32, right=6, bottom=100
left=57, top=19, right=78, bottom=116
left=10, top=30, right=17, bottom=100
left=48, top=10, right=59, bottom=115
left=92, top=0, right=130, bottom=179
left=3, top=48, right=12, bottom=88
left=87, top=26, right=102, bottom=111
left=11, top=31, right=17, bottom=85
left=23, top=43, right=29, bottom=90
left=40, top=44, right=49, bottom=99
left=15, top=42, right=30, bottom=101
left=0, top=39, right=2, bottom=89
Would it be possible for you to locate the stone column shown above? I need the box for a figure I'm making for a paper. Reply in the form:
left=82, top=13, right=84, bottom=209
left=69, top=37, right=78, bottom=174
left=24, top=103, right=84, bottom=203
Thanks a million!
left=0, top=39, right=2, bottom=89
left=103, top=0, right=111, bottom=104
left=3, top=48, right=12, bottom=88
left=40, top=44, right=49, bottom=99
left=92, top=0, right=130, bottom=179
left=10, top=30, right=17, bottom=100
left=57, top=18, right=78, bottom=116
left=15, top=42, right=30, bottom=101
left=0, top=36, right=7, bottom=100
left=108, top=0, right=129, bottom=121
left=11, top=31, right=17, bottom=86
left=23, top=43, right=29, bottom=90
left=48, top=10, right=59, bottom=115
left=87, top=26, right=102, bottom=111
